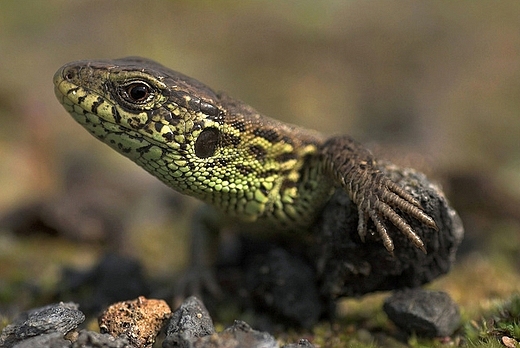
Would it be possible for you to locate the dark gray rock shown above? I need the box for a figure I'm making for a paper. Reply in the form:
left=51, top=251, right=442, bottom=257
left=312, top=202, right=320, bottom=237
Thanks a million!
left=0, top=302, right=84, bottom=348
left=12, top=332, right=70, bottom=348
left=315, top=163, right=464, bottom=298
left=71, top=330, right=132, bottom=348
left=281, top=338, right=316, bottom=348
left=383, top=288, right=461, bottom=337
left=163, top=299, right=278, bottom=348
left=245, top=248, right=322, bottom=328
left=163, top=296, right=215, bottom=347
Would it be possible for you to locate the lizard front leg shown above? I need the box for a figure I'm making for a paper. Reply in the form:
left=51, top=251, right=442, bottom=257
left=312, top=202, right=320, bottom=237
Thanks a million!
left=320, top=135, right=438, bottom=254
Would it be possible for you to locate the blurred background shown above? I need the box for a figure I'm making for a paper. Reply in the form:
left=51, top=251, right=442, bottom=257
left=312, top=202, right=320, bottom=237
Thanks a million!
left=0, top=0, right=519, bottom=319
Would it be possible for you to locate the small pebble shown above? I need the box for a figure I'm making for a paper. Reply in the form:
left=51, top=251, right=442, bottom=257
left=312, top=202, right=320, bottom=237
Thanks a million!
left=383, top=288, right=460, bottom=337
left=501, top=336, right=518, bottom=348
left=98, top=296, right=171, bottom=348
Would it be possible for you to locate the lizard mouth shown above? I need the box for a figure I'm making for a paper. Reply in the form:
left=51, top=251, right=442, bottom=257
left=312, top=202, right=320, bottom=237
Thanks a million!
left=53, top=66, right=174, bottom=158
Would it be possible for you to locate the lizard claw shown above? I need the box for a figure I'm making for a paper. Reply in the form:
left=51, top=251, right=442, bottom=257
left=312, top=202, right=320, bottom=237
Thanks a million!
left=354, top=171, right=435, bottom=254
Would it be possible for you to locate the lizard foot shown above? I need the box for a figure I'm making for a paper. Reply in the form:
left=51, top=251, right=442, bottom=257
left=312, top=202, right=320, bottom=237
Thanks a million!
left=321, top=135, right=438, bottom=254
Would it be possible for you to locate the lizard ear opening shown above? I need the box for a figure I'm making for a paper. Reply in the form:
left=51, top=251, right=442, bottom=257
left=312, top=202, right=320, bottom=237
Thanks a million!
left=194, top=127, right=220, bottom=158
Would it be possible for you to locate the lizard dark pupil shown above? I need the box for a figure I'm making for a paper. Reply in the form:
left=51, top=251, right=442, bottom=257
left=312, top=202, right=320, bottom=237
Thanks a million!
left=126, top=83, right=150, bottom=102
left=194, top=127, right=220, bottom=158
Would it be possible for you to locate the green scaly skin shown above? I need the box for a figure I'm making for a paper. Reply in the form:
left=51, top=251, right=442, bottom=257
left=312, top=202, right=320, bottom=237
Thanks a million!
left=53, top=57, right=437, bottom=254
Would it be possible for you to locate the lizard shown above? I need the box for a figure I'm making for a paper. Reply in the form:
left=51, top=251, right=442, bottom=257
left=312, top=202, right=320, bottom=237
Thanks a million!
left=53, top=57, right=437, bottom=282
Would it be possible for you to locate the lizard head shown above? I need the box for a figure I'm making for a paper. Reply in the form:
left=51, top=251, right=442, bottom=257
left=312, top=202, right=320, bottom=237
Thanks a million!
left=54, top=57, right=319, bottom=219
left=54, top=56, right=224, bottom=157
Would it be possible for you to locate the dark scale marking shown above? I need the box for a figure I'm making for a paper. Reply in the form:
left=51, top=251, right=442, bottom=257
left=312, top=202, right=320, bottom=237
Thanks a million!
left=221, top=133, right=241, bottom=147
left=167, top=116, right=181, bottom=127
left=275, top=152, right=297, bottom=163
left=282, top=135, right=294, bottom=145
left=186, top=160, right=196, bottom=171
left=118, top=144, right=132, bottom=153
left=154, top=122, right=163, bottom=132
left=163, top=111, right=173, bottom=123
left=216, top=158, right=228, bottom=167
left=248, top=145, right=267, bottom=161
left=129, top=117, right=146, bottom=129
left=112, top=107, right=121, bottom=123
left=257, top=169, right=277, bottom=178
left=259, top=185, right=269, bottom=197
left=253, top=128, right=281, bottom=142
left=136, top=144, right=153, bottom=155
left=91, top=96, right=104, bottom=114
left=163, top=132, right=174, bottom=142
left=230, top=120, right=246, bottom=132
left=280, top=169, right=292, bottom=176
left=235, top=164, right=253, bottom=176
left=77, top=95, right=86, bottom=105
left=192, top=120, right=205, bottom=131
left=66, top=87, right=80, bottom=95
left=280, top=179, right=297, bottom=191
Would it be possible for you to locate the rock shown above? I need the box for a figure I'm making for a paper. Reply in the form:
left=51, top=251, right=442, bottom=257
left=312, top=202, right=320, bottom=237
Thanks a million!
left=383, top=288, right=461, bottom=337
left=281, top=338, right=316, bottom=348
left=315, top=163, right=464, bottom=298
left=163, top=298, right=278, bottom=348
left=98, top=296, right=171, bottom=348
left=71, top=330, right=132, bottom=348
left=11, top=332, right=70, bottom=348
left=244, top=248, right=322, bottom=328
left=163, top=296, right=215, bottom=347
left=0, top=302, right=84, bottom=348
left=216, top=320, right=278, bottom=348
left=186, top=320, right=278, bottom=348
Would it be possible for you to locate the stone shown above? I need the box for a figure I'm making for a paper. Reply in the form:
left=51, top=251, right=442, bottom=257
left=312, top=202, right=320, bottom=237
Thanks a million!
left=98, top=296, right=171, bottom=348
left=0, top=302, right=84, bottom=348
left=71, top=330, right=132, bottom=348
left=315, top=163, right=464, bottom=298
left=244, top=248, right=322, bottom=328
left=163, top=296, right=215, bottom=347
left=12, top=332, right=70, bottom=348
left=383, top=288, right=461, bottom=337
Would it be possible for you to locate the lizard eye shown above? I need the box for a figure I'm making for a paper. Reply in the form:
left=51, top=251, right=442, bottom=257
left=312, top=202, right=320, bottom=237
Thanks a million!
left=121, top=82, right=153, bottom=103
